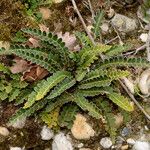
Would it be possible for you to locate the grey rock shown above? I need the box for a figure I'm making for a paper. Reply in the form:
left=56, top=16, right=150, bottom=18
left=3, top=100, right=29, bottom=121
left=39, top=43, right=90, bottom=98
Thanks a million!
left=121, top=127, right=131, bottom=137
left=111, top=14, right=137, bottom=33
left=100, top=137, right=112, bottom=149
left=132, top=141, right=150, bottom=150
left=52, top=132, right=73, bottom=150
left=41, top=126, right=54, bottom=140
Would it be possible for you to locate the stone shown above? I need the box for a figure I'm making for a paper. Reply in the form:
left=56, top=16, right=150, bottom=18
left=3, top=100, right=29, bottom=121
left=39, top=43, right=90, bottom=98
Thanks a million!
left=111, top=14, right=137, bottom=33
left=52, top=132, right=73, bottom=150
left=10, top=147, right=23, bottom=150
left=140, top=33, right=148, bottom=42
left=127, top=138, right=136, bottom=145
left=0, top=126, right=9, bottom=136
left=121, top=145, right=129, bottom=150
left=41, top=126, right=54, bottom=140
left=132, top=141, right=150, bottom=150
left=101, top=23, right=109, bottom=34
left=100, top=137, right=113, bottom=149
left=71, top=114, right=95, bottom=140
left=114, top=113, right=124, bottom=128
left=121, top=127, right=131, bottom=137
left=39, top=7, right=51, bottom=20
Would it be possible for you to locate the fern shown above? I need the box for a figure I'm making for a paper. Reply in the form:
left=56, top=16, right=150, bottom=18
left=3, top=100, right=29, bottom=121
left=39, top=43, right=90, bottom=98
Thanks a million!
left=105, top=44, right=132, bottom=57
left=9, top=99, right=48, bottom=124
left=92, top=10, right=104, bottom=39
left=97, top=57, right=150, bottom=69
left=47, top=77, right=76, bottom=100
left=96, top=99, right=117, bottom=142
left=74, top=94, right=102, bottom=119
left=0, top=63, right=10, bottom=74
left=24, top=71, right=70, bottom=108
left=107, top=92, right=134, bottom=112
left=21, top=28, right=70, bottom=67
left=58, top=104, right=79, bottom=129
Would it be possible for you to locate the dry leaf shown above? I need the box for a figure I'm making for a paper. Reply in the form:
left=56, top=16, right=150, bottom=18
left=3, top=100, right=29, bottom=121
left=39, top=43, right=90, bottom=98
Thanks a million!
left=39, top=24, right=49, bottom=33
left=29, top=38, right=40, bottom=47
left=22, top=65, right=49, bottom=82
left=10, top=57, right=31, bottom=74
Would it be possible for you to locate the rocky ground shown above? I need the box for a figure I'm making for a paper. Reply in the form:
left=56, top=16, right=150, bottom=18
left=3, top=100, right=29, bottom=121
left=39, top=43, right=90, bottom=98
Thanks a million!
left=0, top=0, right=150, bottom=150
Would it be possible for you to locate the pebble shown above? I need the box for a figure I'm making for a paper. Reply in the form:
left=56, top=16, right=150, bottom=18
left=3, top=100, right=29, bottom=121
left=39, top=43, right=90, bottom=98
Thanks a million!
left=121, top=145, right=129, bottom=150
left=100, top=137, right=113, bottom=149
left=132, top=141, right=150, bottom=150
left=77, top=143, right=84, bottom=148
left=10, top=147, right=23, bottom=150
left=101, top=23, right=109, bottom=34
left=111, top=14, right=137, bottom=33
left=127, top=138, right=136, bottom=145
left=79, top=148, right=91, bottom=150
left=39, top=7, right=51, bottom=20
left=114, top=113, right=124, bottom=128
left=71, top=114, right=95, bottom=140
left=140, top=33, right=148, bottom=42
left=121, top=127, right=131, bottom=137
left=40, top=126, right=54, bottom=140
left=0, top=126, right=9, bottom=136
left=52, top=132, right=73, bottom=150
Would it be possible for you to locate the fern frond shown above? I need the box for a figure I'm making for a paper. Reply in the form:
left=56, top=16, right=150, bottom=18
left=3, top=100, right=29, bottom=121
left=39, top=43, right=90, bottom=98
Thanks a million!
left=0, top=63, right=10, bottom=74
left=96, top=99, right=117, bottom=142
left=24, top=71, right=70, bottom=108
left=74, top=32, right=92, bottom=47
left=92, top=10, right=104, bottom=39
left=107, top=92, right=134, bottom=111
left=105, top=44, right=132, bottom=57
left=41, top=107, right=60, bottom=128
left=58, top=104, right=79, bottom=129
left=22, top=28, right=70, bottom=66
left=97, top=57, right=150, bottom=69
left=77, top=87, right=108, bottom=97
left=45, top=92, right=73, bottom=112
left=9, top=99, right=48, bottom=124
left=47, top=77, right=76, bottom=100
left=79, top=76, right=112, bottom=89
left=9, top=45, right=61, bottom=72
left=75, top=70, right=87, bottom=82
left=9, top=89, right=21, bottom=102
left=74, top=94, right=102, bottom=119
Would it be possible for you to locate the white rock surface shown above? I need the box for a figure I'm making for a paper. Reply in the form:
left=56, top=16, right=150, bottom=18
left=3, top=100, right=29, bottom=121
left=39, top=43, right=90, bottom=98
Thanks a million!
left=10, top=147, right=23, bottom=150
left=0, top=126, right=9, bottom=136
left=52, top=132, right=73, bottom=150
left=111, top=14, right=137, bottom=33
left=101, top=23, right=109, bottom=33
left=140, top=33, right=148, bottom=42
left=71, top=114, right=95, bottom=140
left=132, top=141, right=150, bottom=150
left=41, top=126, right=54, bottom=140
left=100, top=137, right=113, bottom=149
left=9, top=117, right=26, bottom=129
left=127, top=138, right=136, bottom=145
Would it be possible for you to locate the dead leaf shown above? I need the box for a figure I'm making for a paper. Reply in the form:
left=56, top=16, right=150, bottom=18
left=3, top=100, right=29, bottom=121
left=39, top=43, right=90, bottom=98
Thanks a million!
left=21, top=66, right=49, bottom=82
left=29, top=38, right=40, bottom=47
left=39, top=24, right=49, bottom=33
left=10, top=57, right=31, bottom=74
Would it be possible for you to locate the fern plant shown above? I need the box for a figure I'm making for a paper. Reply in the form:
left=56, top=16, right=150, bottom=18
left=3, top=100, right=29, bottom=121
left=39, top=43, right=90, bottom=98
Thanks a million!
left=0, top=27, right=150, bottom=139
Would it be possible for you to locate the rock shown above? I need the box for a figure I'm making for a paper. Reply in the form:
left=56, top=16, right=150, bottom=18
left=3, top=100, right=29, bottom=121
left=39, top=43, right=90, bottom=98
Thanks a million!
left=100, top=137, right=113, bottom=149
left=121, top=145, right=129, bottom=150
left=111, top=14, right=137, bottom=33
left=8, top=117, right=26, bottom=129
left=114, top=113, right=124, bottom=128
left=0, top=126, right=9, bottom=136
left=71, top=114, right=95, bottom=140
left=107, top=8, right=115, bottom=18
left=77, top=143, right=84, bottom=148
left=52, top=132, right=73, bottom=150
left=10, top=147, right=23, bottom=150
left=121, top=127, right=131, bottom=137
left=101, top=23, right=109, bottom=34
left=53, top=0, right=64, bottom=3
left=127, top=138, right=136, bottom=145
left=41, top=126, right=54, bottom=140
left=132, top=141, right=150, bottom=150
left=140, top=33, right=148, bottom=43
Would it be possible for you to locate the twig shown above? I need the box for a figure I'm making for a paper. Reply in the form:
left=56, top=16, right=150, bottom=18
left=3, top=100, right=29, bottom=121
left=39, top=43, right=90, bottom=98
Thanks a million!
left=146, top=23, right=150, bottom=61
left=119, top=79, right=150, bottom=121
left=71, top=0, right=95, bottom=45
left=87, top=0, right=95, bottom=20
left=71, top=0, right=150, bottom=120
